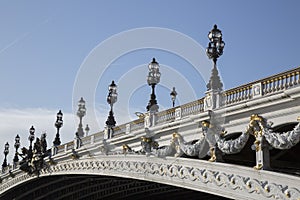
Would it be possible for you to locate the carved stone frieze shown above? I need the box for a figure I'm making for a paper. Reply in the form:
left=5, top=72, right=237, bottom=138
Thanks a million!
left=1, top=156, right=299, bottom=200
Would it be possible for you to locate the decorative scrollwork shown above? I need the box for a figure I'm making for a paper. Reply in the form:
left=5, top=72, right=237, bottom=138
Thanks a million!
left=1, top=155, right=300, bottom=200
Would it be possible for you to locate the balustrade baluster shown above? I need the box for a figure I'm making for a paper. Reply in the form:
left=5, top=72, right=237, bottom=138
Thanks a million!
left=243, top=89, right=247, bottom=100
left=231, top=92, right=235, bottom=103
left=237, top=90, right=240, bottom=101
left=279, top=76, right=283, bottom=90
left=294, top=73, right=297, bottom=85
left=270, top=80, right=274, bottom=93
left=288, top=74, right=292, bottom=87
left=249, top=86, right=252, bottom=98
left=267, top=81, right=271, bottom=93
left=291, top=73, right=296, bottom=86
left=282, top=76, right=287, bottom=88
left=246, top=87, right=250, bottom=99
left=262, top=82, right=266, bottom=94
left=233, top=92, right=236, bottom=103
left=227, top=93, right=231, bottom=104
left=241, top=88, right=245, bottom=100
left=240, top=89, right=243, bottom=101
left=276, top=79, right=279, bottom=91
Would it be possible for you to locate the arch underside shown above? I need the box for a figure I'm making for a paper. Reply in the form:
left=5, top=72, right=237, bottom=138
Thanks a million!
left=1, top=174, right=228, bottom=200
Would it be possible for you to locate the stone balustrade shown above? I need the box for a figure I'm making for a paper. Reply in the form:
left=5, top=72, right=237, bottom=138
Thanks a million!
left=224, top=66, right=300, bottom=105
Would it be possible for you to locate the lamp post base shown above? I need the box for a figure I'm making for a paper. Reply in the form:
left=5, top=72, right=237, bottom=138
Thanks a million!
left=53, top=136, right=61, bottom=146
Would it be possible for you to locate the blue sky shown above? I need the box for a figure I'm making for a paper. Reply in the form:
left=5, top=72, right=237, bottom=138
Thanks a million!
left=0, top=0, right=300, bottom=162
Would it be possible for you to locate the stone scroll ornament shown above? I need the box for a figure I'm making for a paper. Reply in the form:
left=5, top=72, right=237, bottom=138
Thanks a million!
left=257, top=116, right=300, bottom=150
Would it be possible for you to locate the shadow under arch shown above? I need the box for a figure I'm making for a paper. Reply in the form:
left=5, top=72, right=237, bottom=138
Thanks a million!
left=1, top=174, right=229, bottom=200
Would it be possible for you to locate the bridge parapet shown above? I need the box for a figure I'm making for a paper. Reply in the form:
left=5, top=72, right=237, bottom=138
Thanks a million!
left=224, top=67, right=300, bottom=105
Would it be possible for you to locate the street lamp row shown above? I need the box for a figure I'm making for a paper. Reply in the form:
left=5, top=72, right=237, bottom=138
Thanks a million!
left=1, top=24, right=224, bottom=172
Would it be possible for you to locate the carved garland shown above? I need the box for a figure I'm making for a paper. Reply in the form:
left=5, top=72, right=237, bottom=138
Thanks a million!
left=172, top=132, right=207, bottom=158
left=124, top=115, right=300, bottom=162
left=260, top=122, right=300, bottom=149
left=215, top=130, right=250, bottom=154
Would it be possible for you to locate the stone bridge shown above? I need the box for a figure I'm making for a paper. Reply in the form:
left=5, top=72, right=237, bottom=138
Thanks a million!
left=1, top=66, right=300, bottom=199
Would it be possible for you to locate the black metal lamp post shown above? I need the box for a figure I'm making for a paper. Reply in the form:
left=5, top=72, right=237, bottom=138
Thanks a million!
left=146, top=58, right=161, bottom=112
left=53, top=110, right=63, bottom=146
left=77, top=97, right=86, bottom=137
left=2, top=142, right=9, bottom=172
left=170, top=87, right=177, bottom=107
left=206, top=24, right=225, bottom=91
left=106, top=80, right=117, bottom=128
left=28, top=126, right=35, bottom=160
left=13, top=135, right=20, bottom=164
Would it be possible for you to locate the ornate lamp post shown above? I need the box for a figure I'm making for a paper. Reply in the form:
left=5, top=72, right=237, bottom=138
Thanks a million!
left=53, top=110, right=63, bottom=146
left=146, top=58, right=161, bottom=112
left=13, top=135, right=20, bottom=166
left=170, top=87, right=177, bottom=107
left=28, top=126, right=35, bottom=160
left=206, top=24, right=225, bottom=91
left=204, top=24, right=225, bottom=161
left=2, top=142, right=9, bottom=172
left=77, top=97, right=86, bottom=137
left=106, top=81, right=117, bottom=128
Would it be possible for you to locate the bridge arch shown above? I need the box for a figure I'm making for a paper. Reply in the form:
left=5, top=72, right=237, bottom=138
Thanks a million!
left=1, top=155, right=299, bottom=200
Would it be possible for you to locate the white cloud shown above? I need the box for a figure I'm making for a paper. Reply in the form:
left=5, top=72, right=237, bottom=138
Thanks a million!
left=0, top=107, right=76, bottom=164
left=0, top=105, right=142, bottom=165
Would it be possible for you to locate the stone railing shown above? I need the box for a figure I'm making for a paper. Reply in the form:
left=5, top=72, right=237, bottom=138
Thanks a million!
left=181, top=98, right=205, bottom=117
left=113, top=118, right=144, bottom=136
left=261, top=68, right=300, bottom=95
left=156, top=98, right=205, bottom=124
left=224, top=66, right=300, bottom=105
left=224, top=84, right=252, bottom=105
left=156, top=107, right=176, bottom=123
